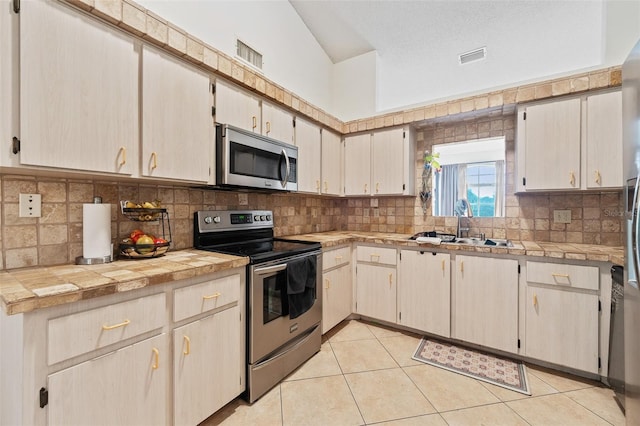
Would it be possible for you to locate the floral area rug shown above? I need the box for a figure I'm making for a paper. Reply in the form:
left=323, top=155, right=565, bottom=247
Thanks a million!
left=412, top=338, right=531, bottom=395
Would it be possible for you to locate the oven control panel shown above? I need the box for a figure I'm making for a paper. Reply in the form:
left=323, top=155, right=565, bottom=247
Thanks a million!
left=196, top=210, right=274, bottom=232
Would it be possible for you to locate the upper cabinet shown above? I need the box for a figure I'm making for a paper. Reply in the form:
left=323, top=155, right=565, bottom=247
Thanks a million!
left=262, top=101, right=294, bottom=144
left=321, top=129, right=343, bottom=196
left=214, top=79, right=261, bottom=133
left=141, top=45, right=213, bottom=183
left=19, top=0, right=139, bottom=175
left=516, top=90, right=623, bottom=192
left=344, top=127, right=415, bottom=196
left=295, top=117, right=322, bottom=194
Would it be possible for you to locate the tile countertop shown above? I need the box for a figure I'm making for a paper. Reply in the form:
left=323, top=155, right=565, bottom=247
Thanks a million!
left=0, top=249, right=249, bottom=316
left=284, top=231, right=625, bottom=266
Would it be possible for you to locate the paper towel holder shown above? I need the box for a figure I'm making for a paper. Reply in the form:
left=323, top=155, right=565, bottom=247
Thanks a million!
left=75, top=196, right=113, bottom=265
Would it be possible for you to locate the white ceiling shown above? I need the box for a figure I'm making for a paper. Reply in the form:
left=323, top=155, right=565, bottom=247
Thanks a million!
left=290, top=0, right=611, bottom=113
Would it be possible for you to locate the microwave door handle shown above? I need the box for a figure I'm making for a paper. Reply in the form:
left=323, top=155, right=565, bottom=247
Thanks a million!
left=281, top=149, right=291, bottom=187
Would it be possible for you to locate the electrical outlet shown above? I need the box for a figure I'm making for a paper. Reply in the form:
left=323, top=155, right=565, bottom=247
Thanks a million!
left=553, top=209, right=571, bottom=224
left=238, top=193, right=248, bottom=205
left=19, top=193, right=42, bottom=218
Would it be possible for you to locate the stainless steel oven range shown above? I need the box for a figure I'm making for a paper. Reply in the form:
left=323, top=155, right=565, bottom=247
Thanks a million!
left=194, top=210, right=322, bottom=403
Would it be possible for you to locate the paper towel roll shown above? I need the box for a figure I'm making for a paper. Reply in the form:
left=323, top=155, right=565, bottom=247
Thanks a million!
left=82, top=203, right=112, bottom=259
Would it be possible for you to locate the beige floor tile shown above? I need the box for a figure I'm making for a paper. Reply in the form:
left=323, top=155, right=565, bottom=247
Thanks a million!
left=527, top=364, right=599, bottom=392
left=507, top=393, right=611, bottom=425
left=373, top=413, right=448, bottom=426
left=280, top=375, right=363, bottom=426
left=440, top=403, right=529, bottom=425
left=404, top=364, right=500, bottom=412
left=344, top=368, right=436, bottom=423
left=365, top=320, right=406, bottom=338
left=378, top=334, right=424, bottom=367
left=200, top=384, right=282, bottom=426
left=565, top=386, right=625, bottom=426
left=331, top=338, right=399, bottom=373
left=480, top=369, right=558, bottom=401
left=284, top=342, right=342, bottom=381
left=328, top=319, right=376, bottom=342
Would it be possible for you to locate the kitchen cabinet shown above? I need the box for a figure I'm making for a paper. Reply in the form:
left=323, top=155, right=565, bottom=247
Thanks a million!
left=141, top=45, right=213, bottom=183
left=172, top=273, right=244, bottom=425
left=321, top=129, right=343, bottom=196
left=586, top=90, right=623, bottom=189
left=322, top=246, right=352, bottom=334
left=453, top=254, right=519, bottom=353
left=215, top=78, right=261, bottom=132
left=344, top=127, right=414, bottom=196
left=524, top=261, right=600, bottom=373
left=295, top=117, right=322, bottom=194
left=355, top=246, right=397, bottom=323
left=398, top=250, right=450, bottom=337
left=48, top=334, right=168, bottom=426
left=18, top=0, right=138, bottom=175
left=263, top=101, right=294, bottom=144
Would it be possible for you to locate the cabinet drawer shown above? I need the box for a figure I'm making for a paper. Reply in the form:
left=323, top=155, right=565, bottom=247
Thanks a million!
left=357, top=246, right=396, bottom=265
left=323, top=246, right=351, bottom=270
left=48, top=293, right=166, bottom=365
left=526, top=262, right=598, bottom=291
left=174, top=273, right=241, bottom=322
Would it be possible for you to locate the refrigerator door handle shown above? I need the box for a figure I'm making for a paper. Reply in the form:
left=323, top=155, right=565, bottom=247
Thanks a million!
left=632, top=177, right=640, bottom=288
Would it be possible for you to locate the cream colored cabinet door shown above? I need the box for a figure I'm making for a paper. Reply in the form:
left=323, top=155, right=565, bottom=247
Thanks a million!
left=262, top=101, right=294, bottom=143
left=344, top=133, right=371, bottom=196
left=321, top=130, right=343, bottom=196
left=174, top=305, right=242, bottom=426
left=586, top=90, right=623, bottom=189
left=398, top=250, right=450, bottom=337
left=322, top=264, right=353, bottom=334
left=519, top=98, right=582, bottom=190
left=356, top=264, right=396, bottom=323
left=524, top=286, right=599, bottom=373
left=295, top=117, right=322, bottom=194
left=453, top=255, right=519, bottom=353
left=47, top=334, right=168, bottom=426
left=141, top=45, right=212, bottom=183
left=19, top=0, right=138, bottom=175
left=215, top=79, right=261, bottom=132
left=372, top=128, right=405, bottom=195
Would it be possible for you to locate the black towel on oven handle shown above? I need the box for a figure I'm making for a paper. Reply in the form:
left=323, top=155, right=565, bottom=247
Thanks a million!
left=287, top=256, right=317, bottom=319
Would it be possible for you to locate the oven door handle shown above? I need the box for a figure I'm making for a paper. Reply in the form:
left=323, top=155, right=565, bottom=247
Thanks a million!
left=254, top=263, right=287, bottom=275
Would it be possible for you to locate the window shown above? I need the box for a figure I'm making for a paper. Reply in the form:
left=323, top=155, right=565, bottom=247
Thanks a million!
left=466, top=162, right=501, bottom=217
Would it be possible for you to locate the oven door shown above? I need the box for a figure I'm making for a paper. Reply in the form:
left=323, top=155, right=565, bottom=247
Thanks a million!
left=217, top=124, right=298, bottom=191
left=249, top=252, right=322, bottom=363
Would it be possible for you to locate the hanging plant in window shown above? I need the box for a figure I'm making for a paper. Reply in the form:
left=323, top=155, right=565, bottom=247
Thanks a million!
left=420, top=151, right=441, bottom=213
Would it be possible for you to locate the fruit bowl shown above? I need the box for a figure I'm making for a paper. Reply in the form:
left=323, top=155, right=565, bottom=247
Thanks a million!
left=119, top=241, right=170, bottom=259
left=120, top=201, right=166, bottom=222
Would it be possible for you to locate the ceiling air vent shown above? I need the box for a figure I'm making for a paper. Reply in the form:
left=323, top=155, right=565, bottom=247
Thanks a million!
left=459, top=47, right=487, bottom=65
left=237, top=39, right=263, bottom=70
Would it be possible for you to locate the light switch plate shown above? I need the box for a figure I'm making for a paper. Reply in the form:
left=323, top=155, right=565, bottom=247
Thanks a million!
left=553, top=209, right=571, bottom=224
left=19, top=193, right=42, bottom=218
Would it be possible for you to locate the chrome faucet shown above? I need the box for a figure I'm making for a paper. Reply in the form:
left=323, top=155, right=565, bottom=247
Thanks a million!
left=454, top=199, right=473, bottom=238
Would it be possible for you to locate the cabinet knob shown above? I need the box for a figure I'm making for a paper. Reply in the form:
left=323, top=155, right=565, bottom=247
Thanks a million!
left=152, top=347, right=160, bottom=370
left=183, top=335, right=191, bottom=355
left=118, top=146, right=126, bottom=167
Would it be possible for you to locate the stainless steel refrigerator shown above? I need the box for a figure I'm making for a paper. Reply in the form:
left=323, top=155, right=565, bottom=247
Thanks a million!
left=624, top=37, right=640, bottom=425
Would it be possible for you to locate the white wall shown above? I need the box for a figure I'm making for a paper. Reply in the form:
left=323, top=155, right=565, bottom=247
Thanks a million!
left=137, top=0, right=333, bottom=112
left=330, top=51, right=377, bottom=122
left=604, top=0, right=640, bottom=66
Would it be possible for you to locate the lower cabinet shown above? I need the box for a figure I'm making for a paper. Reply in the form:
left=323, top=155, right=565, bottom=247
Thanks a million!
left=322, top=246, right=352, bottom=334
left=355, top=246, right=397, bottom=323
left=453, top=255, right=519, bottom=353
left=398, top=250, right=450, bottom=337
left=524, top=261, right=600, bottom=373
left=48, top=334, right=168, bottom=426
left=173, top=305, right=241, bottom=425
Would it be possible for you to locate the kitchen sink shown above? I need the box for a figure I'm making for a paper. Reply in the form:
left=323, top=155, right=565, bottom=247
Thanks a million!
left=454, top=238, right=513, bottom=248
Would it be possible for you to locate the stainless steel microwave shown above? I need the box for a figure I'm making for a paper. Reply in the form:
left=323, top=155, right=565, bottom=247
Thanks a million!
left=215, top=124, right=298, bottom=191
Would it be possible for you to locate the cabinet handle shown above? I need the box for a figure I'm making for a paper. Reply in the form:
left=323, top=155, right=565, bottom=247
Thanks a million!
left=460, top=261, right=464, bottom=274
left=324, top=181, right=328, bottom=193
left=364, top=183, right=368, bottom=193
left=389, top=273, right=393, bottom=287
left=183, top=335, right=191, bottom=355
left=551, top=273, right=569, bottom=278
left=102, top=319, right=130, bottom=331
left=533, top=294, right=538, bottom=307
left=441, top=259, right=445, bottom=273
left=118, top=146, right=126, bottom=167
left=151, top=152, right=158, bottom=170
left=370, top=253, right=380, bottom=261
left=252, top=116, right=257, bottom=130
left=335, top=255, right=343, bottom=261
left=569, top=171, right=575, bottom=186
left=266, top=121, right=271, bottom=134
left=203, top=292, right=221, bottom=300
left=595, top=170, right=601, bottom=185
left=376, top=183, right=380, bottom=193
left=152, top=347, right=160, bottom=370
left=325, top=278, right=330, bottom=289
left=316, top=180, right=320, bottom=191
